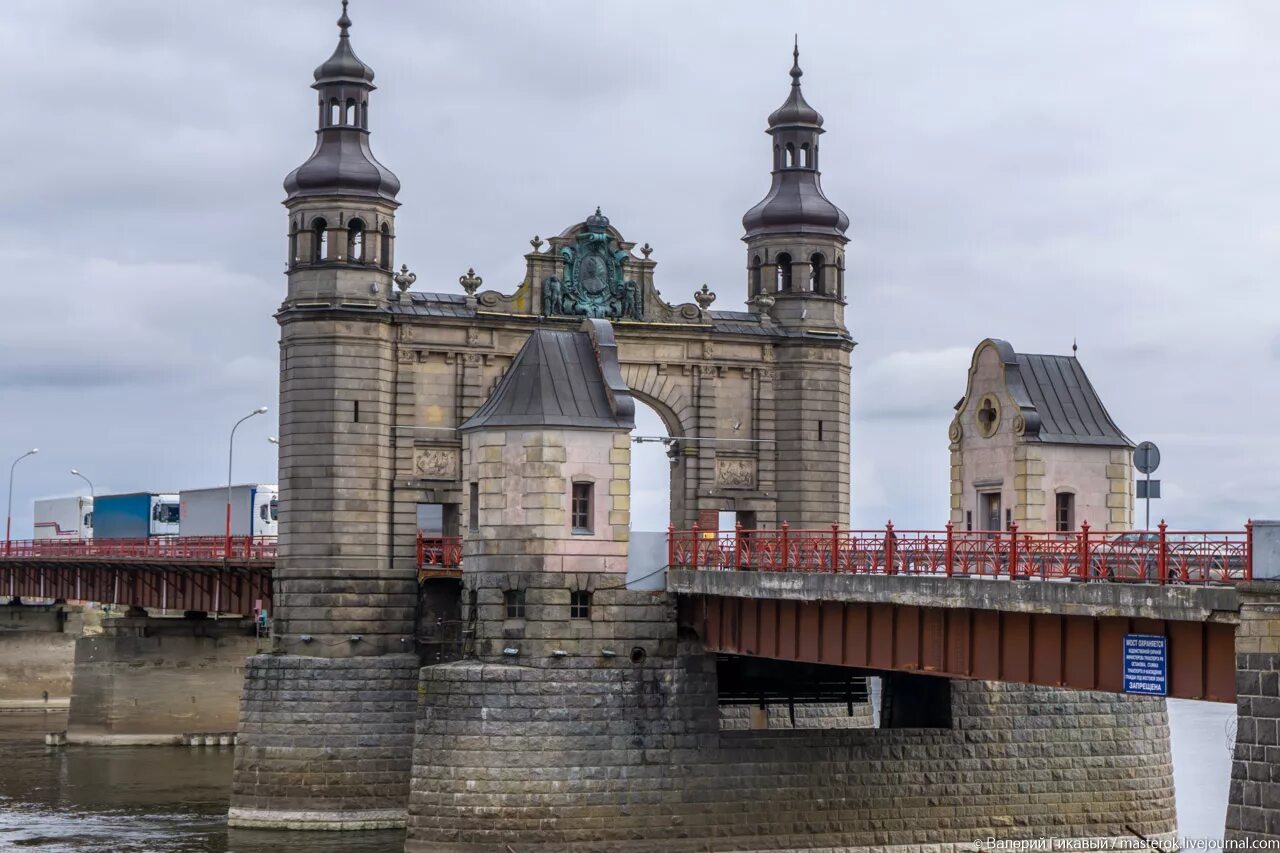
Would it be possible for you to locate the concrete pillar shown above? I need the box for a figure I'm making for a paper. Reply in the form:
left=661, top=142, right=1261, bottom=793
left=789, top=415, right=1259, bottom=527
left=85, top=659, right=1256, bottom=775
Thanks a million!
left=1226, top=581, right=1280, bottom=840
left=0, top=603, right=83, bottom=711
left=64, top=615, right=258, bottom=745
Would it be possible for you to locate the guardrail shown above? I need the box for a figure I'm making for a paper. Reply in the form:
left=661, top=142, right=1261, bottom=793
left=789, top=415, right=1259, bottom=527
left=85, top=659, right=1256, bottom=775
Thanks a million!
left=0, top=534, right=465, bottom=572
left=417, top=534, right=462, bottom=571
left=669, top=521, right=1252, bottom=585
left=0, top=536, right=278, bottom=561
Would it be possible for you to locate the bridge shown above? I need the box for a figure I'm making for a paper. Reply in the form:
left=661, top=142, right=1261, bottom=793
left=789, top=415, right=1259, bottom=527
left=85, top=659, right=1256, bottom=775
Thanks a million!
left=0, top=533, right=461, bottom=615
left=670, top=521, right=1252, bottom=702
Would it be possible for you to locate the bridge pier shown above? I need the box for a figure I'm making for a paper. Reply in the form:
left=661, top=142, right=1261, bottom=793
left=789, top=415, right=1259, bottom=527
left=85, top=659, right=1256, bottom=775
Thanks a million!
left=406, top=573, right=1177, bottom=852
left=63, top=614, right=260, bottom=745
left=1226, top=581, right=1280, bottom=841
left=0, top=602, right=91, bottom=711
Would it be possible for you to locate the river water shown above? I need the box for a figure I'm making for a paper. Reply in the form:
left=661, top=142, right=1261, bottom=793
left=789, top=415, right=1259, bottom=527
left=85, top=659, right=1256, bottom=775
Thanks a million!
left=0, top=700, right=1235, bottom=852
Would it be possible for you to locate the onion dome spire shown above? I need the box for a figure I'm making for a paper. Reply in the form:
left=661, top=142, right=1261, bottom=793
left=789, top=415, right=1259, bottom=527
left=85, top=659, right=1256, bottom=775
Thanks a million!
left=284, top=1, right=400, bottom=203
left=313, top=0, right=375, bottom=85
left=768, top=37, right=823, bottom=129
left=742, top=39, right=847, bottom=240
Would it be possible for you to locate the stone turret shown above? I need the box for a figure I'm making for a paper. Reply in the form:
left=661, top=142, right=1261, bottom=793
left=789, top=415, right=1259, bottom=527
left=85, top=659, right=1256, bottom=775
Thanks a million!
left=743, top=42, right=854, bottom=527
left=458, top=319, right=635, bottom=660
left=228, top=2, right=418, bottom=831
left=743, top=40, right=849, bottom=333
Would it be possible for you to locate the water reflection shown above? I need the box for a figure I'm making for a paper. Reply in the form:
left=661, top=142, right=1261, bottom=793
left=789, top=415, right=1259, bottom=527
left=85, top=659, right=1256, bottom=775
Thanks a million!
left=0, top=713, right=402, bottom=853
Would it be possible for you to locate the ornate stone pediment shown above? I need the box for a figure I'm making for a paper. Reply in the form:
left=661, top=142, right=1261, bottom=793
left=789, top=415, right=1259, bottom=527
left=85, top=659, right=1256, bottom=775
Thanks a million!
left=465, top=209, right=709, bottom=324
left=543, top=208, right=642, bottom=321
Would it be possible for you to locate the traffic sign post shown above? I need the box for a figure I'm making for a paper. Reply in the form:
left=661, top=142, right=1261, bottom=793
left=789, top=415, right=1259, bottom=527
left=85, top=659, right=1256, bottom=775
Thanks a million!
left=1134, top=441, right=1161, bottom=530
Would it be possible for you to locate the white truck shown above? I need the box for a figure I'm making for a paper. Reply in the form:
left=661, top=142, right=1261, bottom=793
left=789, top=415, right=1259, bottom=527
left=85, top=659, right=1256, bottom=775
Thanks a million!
left=179, top=484, right=278, bottom=538
left=33, top=496, right=94, bottom=540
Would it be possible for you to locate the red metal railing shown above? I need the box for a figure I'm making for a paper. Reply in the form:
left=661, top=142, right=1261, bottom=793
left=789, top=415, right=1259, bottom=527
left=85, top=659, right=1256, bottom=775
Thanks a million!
left=669, top=520, right=1253, bottom=585
left=0, top=536, right=277, bottom=561
left=416, top=534, right=462, bottom=570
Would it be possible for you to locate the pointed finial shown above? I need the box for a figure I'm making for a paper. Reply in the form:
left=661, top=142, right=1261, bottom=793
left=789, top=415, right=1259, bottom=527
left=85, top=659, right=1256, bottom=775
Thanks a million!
left=1072, top=337, right=1078, bottom=356
left=338, top=0, right=351, bottom=37
left=791, top=35, right=802, bottom=84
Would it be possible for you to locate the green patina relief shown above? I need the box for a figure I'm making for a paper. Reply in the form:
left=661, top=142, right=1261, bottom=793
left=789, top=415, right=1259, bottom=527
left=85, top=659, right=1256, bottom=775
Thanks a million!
left=542, top=208, right=643, bottom=320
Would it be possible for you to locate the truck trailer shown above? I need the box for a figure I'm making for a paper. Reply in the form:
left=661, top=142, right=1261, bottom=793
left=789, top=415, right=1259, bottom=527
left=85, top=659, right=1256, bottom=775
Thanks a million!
left=33, top=496, right=94, bottom=540
left=179, top=484, right=278, bottom=538
left=92, top=493, right=180, bottom=539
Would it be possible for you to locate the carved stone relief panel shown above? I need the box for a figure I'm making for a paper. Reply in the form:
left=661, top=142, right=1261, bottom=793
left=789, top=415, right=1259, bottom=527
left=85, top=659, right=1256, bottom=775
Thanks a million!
left=414, top=447, right=460, bottom=480
left=716, top=457, right=757, bottom=489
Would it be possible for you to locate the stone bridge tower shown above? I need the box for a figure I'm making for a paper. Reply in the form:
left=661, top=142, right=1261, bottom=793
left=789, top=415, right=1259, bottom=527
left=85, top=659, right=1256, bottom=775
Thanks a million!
left=743, top=43, right=851, bottom=528
left=229, top=3, right=418, bottom=829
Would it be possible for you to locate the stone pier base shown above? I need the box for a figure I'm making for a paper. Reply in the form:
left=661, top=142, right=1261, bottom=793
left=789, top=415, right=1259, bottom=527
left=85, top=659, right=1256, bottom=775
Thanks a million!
left=406, top=651, right=1177, bottom=852
left=227, top=653, right=419, bottom=830
left=1227, top=582, right=1280, bottom=841
left=65, top=615, right=259, bottom=744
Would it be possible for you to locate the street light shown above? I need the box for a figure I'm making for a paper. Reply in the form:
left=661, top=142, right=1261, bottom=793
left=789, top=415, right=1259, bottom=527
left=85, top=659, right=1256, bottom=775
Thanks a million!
left=70, top=469, right=95, bottom=498
left=227, top=408, right=269, bottom=558
left=6, top=449, right=39, bottom=556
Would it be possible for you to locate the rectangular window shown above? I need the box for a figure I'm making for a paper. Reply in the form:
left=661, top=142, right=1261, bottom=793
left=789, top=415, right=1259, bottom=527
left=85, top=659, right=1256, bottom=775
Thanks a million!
left=570, top=590, right=591, bottom=620
left=504, top=589, right=526, bottom=619
left=1056, top=493, right=1075, bottom=533
left=468, top=483, right=479, bottom=532
left=571, top=482, right=593, bottom=533
left=353, top=400, right=360, bottom=423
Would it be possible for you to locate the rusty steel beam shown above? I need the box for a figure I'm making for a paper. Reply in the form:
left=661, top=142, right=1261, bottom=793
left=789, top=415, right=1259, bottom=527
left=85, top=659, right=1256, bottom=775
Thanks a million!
left=682, top=594, right=1237, bottom=703
left=0, top=562, right=271, bottom=616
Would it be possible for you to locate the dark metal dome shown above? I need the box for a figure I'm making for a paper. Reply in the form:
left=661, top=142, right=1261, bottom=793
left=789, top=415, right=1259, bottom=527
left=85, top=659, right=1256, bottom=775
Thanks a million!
left=283, top=134, right=400, bottom=202
left=313, top=2, right=375, bottom=85
left=284, top=1, right=399, bottom=203
left=741, top=176, right=848, bottom=238
left=742, top=42, right=847, bottom=240
left=767, top=44, right=823, bottom=128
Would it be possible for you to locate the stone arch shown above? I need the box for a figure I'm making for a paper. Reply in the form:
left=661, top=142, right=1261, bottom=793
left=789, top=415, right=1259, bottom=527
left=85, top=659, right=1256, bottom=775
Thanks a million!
left=618, top=362, right=692, bottom=438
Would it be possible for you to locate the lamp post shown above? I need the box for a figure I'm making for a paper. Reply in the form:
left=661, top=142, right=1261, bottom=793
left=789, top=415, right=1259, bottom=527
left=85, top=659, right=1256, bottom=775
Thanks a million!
left=70, top=469, right=95, bottom=498
left=6, top=449, right=38, bottom=557
left=227, top=408, right=268, bottom=558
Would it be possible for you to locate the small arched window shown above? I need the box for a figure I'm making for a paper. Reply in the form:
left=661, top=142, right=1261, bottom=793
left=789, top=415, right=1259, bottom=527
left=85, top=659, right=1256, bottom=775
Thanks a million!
left=749, top=255, right=762, bottom=297
left=380, top=223, right=391, bottom=269
left=800, top=143, right=810, bottom=168
left=329, top=99, right=340, bottom=127
left=288, top=228, right=298, bottom=267
left=809, top=253, right=825, bottom=294
left=785, top=143, right=795, bottom=168
left=312, top=218, right=328, bottom=262
left=836, top=255, right=845, bottom=300
left=348, top=218, right=365, bottom=262
left=345, top=98, right=356, bottom=126
left=777, top=252, right=792, bottom=292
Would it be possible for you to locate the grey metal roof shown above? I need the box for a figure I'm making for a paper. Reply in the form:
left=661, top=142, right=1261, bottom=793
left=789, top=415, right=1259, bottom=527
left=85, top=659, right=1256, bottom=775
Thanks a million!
left=460, top=328, right=636, bottom=431
left=973, top=339, right=1132, bottom=448
left=1015, top=352, right=1132, bottom=447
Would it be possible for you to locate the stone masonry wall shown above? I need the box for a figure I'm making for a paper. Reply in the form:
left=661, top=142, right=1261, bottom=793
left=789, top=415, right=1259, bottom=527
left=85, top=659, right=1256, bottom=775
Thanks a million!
left=229, top=653, right=419, bottom=829
left=1226, top=583, right=1280, bottom=841
left=407, top=580, right=1176, bottom=852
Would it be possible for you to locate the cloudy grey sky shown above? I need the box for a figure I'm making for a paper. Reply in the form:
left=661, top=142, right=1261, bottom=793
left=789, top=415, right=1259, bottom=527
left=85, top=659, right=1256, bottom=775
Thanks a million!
left=2, top=0, right=1276, bottom=535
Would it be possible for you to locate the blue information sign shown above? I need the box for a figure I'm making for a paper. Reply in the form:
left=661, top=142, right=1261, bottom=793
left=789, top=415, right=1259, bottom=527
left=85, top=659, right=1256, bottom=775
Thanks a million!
left=1123, top=634, right=1167, bottom=696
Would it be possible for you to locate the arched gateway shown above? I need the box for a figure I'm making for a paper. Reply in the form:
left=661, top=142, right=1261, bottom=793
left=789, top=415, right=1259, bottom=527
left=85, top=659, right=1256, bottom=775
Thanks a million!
left=229, top=5, right=1175, bottom=849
